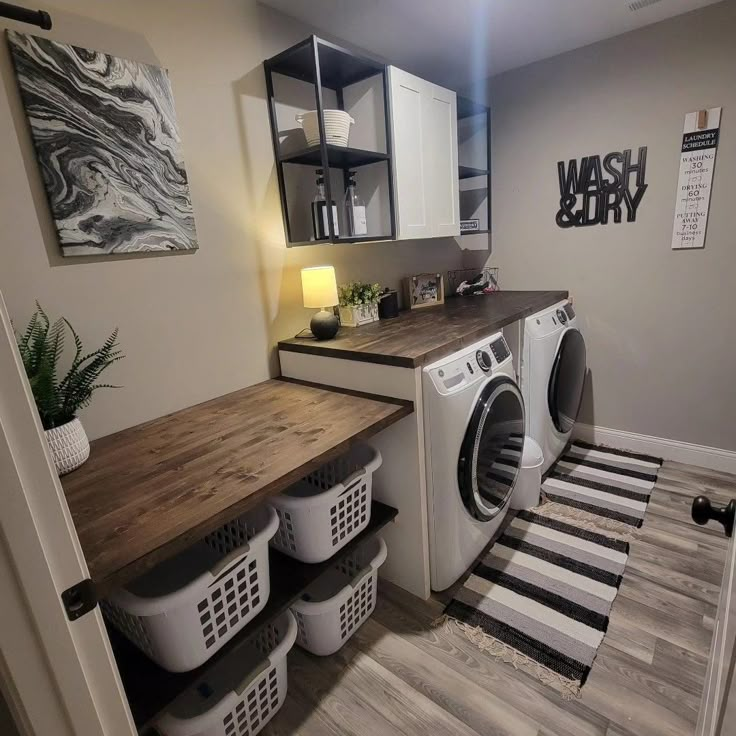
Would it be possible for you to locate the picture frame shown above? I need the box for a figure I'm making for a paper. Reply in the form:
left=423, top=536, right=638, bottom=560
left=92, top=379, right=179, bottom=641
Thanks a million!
left=403, top=273, right=445, bottom=310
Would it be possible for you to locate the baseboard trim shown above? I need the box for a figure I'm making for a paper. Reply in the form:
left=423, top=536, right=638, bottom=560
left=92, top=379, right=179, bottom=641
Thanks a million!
left=573, top=423, right=736, bottom=474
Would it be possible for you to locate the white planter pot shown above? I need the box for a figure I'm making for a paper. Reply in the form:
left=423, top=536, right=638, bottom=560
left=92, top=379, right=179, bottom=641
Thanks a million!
left=339, top=304, right=379, bottom=327
left=45, top=418, right=90, bottom=475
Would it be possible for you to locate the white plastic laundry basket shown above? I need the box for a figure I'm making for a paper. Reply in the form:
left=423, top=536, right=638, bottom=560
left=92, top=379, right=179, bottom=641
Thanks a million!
left=291, top=536, right=387, bottom=656
left=102, top=505, right=280, bottom=672
left=156, top=611, right=297, bottom=736
left=296, top=109, right=354, bottom=147
left=270, top=443, right=381, bottom=563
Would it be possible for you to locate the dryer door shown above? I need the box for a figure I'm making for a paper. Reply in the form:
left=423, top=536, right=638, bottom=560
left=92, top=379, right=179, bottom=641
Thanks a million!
left=458, top=376, right=525, bottom=522
left=548, top=328, right=587, bottom=434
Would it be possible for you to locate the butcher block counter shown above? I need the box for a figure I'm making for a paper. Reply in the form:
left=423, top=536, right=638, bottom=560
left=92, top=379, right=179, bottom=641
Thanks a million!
left=279, top=290, right=568, bottom=368
left=61, top=378, right=411, bottom=597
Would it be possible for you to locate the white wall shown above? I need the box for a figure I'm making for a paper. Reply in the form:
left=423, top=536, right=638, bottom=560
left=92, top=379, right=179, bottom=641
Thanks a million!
left=0, top=0, right=469, bottom=440
left=488, top=0, right=736, bottom=451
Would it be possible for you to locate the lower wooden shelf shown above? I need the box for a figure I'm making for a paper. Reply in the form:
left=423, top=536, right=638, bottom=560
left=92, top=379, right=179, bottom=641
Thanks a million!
left=108, top=500, right=398, bottom=731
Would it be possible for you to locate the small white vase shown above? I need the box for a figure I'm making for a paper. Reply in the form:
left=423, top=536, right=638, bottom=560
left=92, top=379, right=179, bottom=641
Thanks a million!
left=45, top=418, right=90, bottom=475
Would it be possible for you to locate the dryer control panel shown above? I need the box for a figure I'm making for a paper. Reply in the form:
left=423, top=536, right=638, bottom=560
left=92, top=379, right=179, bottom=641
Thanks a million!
left=524, top=300, right=576, bottom=340
left=424, top=334, right=513, bottom=396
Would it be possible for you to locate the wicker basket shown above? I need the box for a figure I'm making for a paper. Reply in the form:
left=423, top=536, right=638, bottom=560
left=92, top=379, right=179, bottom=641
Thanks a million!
left=296, top=109, right=354, bottom=147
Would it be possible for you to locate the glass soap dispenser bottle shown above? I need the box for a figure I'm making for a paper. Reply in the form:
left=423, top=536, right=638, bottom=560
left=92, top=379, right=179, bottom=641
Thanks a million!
left=311, top=169, right=338, bottom=240
left=344, top=170, right=367, bottom=237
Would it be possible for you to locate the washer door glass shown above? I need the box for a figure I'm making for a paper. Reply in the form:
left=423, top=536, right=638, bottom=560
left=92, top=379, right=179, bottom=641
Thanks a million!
left=457, top=376, right=525, bottom=522
left=548, top=328, right=587, bottom=434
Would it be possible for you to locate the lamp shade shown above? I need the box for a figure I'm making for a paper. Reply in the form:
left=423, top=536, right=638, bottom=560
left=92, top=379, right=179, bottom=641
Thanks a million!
left=301, top=266, right=338, bottom=309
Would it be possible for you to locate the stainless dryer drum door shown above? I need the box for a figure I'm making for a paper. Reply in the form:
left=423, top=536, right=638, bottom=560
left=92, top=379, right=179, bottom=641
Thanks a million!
left=548, top=328, right=587, bottom=434
left=457, top=376, right=525, bottom=522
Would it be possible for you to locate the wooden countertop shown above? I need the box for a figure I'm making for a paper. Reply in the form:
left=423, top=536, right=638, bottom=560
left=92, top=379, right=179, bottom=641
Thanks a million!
left=279, top=290, right=568, bottom=368
left=62, top=378, right=412, bottom=596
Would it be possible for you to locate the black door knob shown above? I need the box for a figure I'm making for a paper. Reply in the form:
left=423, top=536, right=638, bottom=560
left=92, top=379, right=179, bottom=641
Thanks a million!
left=692, top=496, right=736, bottom=538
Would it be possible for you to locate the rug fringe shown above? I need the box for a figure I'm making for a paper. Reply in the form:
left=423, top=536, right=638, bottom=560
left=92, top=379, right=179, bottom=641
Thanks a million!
left=536, top=499, right=637, bottom=542
left=433, top=614, right=582, bottom=701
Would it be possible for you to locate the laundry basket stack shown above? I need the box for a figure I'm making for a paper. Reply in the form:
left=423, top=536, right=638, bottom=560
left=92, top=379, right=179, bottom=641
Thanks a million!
left=268, top=442, right=388, bottom=654
left=101, top=441, right=386, bottom=735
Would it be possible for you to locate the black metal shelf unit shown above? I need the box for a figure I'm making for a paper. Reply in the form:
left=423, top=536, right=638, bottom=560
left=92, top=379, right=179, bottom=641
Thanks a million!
left=457, top=96, right=491, bottom=237
left=264, top=36, right=396, bottom=246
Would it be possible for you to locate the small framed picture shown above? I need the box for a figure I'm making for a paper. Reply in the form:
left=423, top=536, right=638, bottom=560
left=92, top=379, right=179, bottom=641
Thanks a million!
left=403, top=273, right=445, bottom=310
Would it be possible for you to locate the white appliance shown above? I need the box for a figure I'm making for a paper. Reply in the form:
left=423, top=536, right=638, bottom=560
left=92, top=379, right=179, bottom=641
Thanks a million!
left=521, top=300, right=587, bottom=474
left=423, top=333, right=525, bottom=591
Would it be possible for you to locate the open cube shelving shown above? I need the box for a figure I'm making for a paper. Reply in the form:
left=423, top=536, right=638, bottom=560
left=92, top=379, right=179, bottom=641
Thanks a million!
left=457, top=96, right=491, bottom=237
left=264, top=36, right=397, bottom=246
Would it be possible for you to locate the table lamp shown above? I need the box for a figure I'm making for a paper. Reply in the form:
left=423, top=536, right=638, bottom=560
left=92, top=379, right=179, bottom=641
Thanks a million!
left=301, top=266, right=339, bottom=340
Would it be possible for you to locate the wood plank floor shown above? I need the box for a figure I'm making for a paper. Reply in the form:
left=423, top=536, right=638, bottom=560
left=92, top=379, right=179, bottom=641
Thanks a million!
left=263, top=460, right=734, bottom=736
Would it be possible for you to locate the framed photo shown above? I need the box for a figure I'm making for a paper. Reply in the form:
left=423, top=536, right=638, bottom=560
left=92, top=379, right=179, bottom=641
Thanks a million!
left=403, top=273, right=445, bottom=310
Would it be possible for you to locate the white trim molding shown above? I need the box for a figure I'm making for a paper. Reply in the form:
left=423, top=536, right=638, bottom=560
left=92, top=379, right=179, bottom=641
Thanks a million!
left=574, top=423, right=736, bottom=475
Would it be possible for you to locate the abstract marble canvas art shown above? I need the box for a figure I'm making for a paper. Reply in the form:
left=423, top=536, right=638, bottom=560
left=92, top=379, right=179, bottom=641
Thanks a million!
left=7, top=31, right=198, bottom=255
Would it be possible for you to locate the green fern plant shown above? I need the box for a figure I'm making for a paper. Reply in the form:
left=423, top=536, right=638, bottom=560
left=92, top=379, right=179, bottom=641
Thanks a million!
left=15, top=304, right=124, bottom=430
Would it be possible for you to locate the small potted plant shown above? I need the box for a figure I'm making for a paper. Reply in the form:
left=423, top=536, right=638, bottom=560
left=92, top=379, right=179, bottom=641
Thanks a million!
left=15, top=304, right=123, bottom=475
left=338, top=282, right=382, bottom=327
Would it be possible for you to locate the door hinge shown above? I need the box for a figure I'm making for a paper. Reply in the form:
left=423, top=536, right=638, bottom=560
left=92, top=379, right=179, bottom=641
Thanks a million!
left=61, top=579, right=98, bottom=621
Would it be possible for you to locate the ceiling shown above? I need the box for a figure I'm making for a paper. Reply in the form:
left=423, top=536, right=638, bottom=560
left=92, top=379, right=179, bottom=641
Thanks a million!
left=259, top=0, right=723, bottom=89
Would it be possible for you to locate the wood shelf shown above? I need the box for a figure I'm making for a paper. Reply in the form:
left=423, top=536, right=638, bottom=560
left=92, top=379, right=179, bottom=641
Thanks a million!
left=458, top=165, right=490, bottom=179
left=109, top=500, right=398, bottom=730
left=61, top=379, right=412, bottom=597
left=280, top=144, right=390, bottom=168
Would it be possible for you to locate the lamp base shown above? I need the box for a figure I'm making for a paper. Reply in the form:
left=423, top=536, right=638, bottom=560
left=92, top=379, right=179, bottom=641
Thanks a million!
left=310, top=309, right=339, bottom=340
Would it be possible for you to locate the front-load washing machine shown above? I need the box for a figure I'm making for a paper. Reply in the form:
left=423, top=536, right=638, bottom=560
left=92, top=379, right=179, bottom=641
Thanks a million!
left=423, top=332, right=525, bottom=591
left=521, top=300, right=587, bottom=474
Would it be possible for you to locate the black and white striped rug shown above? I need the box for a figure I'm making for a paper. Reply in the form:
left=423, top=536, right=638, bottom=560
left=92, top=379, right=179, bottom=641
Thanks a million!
left=441, top=441, right=663, bottom=698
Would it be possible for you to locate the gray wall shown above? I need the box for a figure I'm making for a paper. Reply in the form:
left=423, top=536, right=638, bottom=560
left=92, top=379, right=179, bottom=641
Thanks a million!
left=0, top=0, right=468, bottom=440
left=489, top=0, right=736, bottom=451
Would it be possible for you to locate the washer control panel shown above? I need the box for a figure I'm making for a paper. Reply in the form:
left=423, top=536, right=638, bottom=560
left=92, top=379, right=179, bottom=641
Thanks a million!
left=425, top=334, right=513, bottom=395
left=490, top=337, right=510, bottom=364
left=564, top=302, right=576, bottom=320
left=476, top=350, right=492, bottom=372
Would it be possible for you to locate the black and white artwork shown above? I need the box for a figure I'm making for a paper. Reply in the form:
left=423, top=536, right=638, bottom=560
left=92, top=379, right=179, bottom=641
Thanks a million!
left=7, top=31, right=198, bottom=256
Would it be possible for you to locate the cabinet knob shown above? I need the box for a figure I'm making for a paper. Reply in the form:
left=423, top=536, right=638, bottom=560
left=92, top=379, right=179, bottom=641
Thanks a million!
left=692, top=496, right=736, bottom=538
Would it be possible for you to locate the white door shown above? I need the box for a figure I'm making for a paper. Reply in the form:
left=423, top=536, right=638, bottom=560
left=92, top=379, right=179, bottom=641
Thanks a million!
left=388, top=66, right=430, bottom=239
left=697, top=499, right=736, bottom=736
left=423, top=82, right=459, bottom=237
left=0, top=291, right=135, bottom=736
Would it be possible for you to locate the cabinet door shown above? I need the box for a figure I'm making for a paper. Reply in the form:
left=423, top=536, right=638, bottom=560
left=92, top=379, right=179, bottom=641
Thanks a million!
left=424, top=83, right=460, bottom=236
left=388, top=66, right=429, bottom=239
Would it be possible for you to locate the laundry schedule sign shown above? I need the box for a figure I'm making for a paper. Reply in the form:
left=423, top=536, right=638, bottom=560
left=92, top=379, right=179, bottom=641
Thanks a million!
left=672, top=107, right=722, bottom=250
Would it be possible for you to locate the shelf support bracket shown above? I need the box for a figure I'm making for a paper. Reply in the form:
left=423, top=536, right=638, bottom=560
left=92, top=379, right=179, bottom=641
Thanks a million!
left=61, top=578, right=98, bottom=621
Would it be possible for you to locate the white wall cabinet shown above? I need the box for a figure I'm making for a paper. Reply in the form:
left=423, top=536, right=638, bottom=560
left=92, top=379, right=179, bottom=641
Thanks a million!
left=388, top=66, right=460, bottom=239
